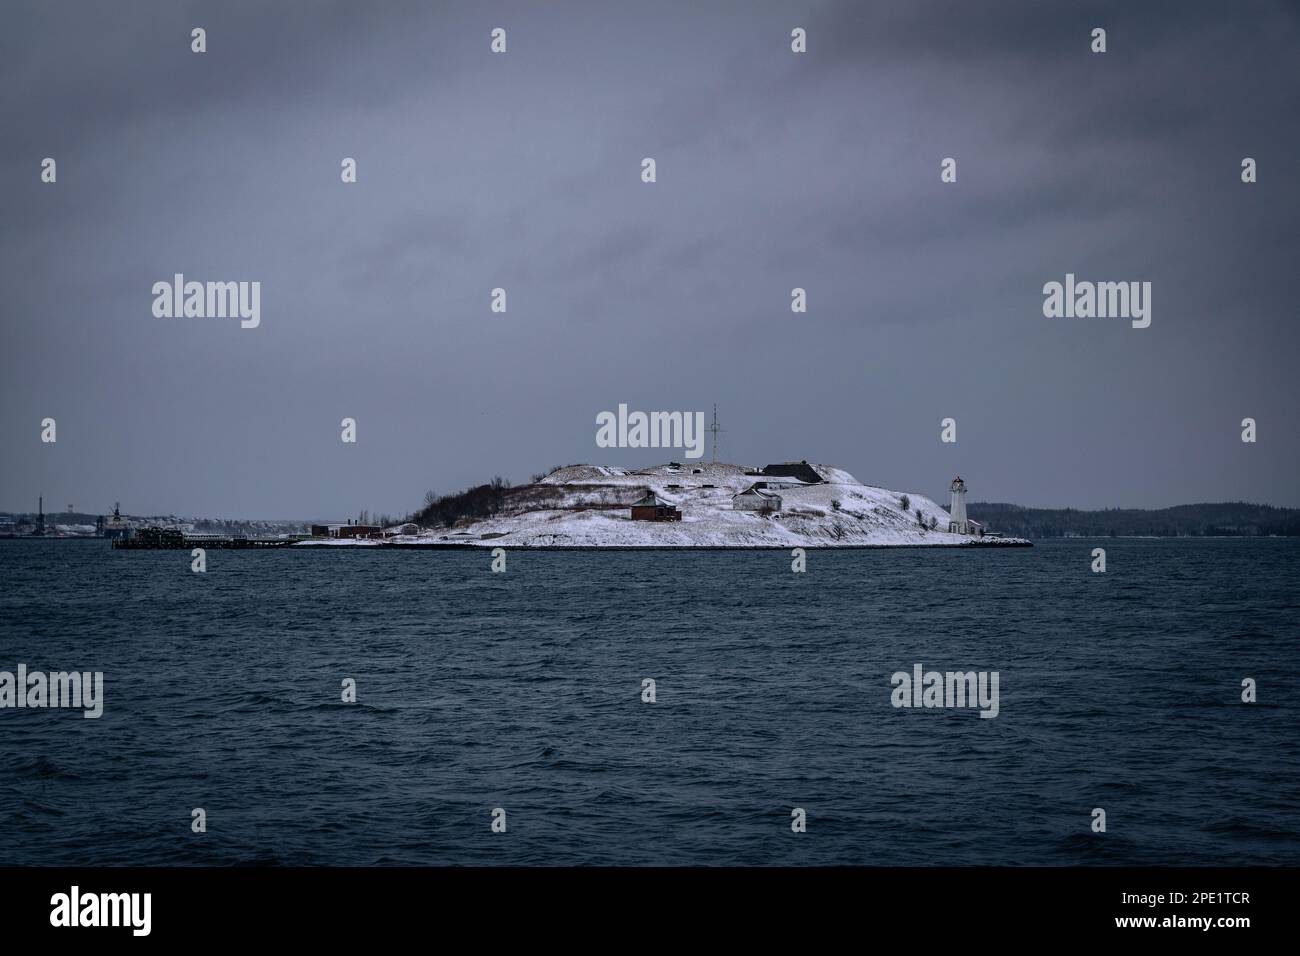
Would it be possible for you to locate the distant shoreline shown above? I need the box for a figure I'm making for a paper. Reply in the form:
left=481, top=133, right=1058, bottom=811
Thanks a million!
left=292, top=540, right=1034, bottom=550
left=1, top=536, right=1031, bottom=550
left=12, top=535, right=1300, bottom=546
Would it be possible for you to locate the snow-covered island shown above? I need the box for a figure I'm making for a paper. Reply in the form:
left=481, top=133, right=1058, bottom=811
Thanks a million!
left=300, top=462, right=1030, bottom=549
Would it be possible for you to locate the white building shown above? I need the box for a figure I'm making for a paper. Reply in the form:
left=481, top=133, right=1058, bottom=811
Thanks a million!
left=948, top=476, right=975, bottom=534
left=733, top=486, right=782, bottom=513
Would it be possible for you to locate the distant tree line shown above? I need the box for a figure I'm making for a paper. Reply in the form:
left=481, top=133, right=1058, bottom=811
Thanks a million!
left=969, top=502, right=1300, bottom=538
left=409, top=477, right=513, bottom=528
left=353, top=510, right=398, bottom=529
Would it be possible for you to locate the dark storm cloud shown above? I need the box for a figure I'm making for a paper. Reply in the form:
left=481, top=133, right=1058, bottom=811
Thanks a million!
left=2, top=0, right=1297, bottom=518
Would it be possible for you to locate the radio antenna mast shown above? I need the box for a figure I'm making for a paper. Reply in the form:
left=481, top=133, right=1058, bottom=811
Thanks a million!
left=708, top=405, right=724, bottom=464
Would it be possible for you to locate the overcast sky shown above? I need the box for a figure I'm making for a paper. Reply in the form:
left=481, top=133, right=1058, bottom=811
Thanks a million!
left=3, top=0, right=1297, bottom=519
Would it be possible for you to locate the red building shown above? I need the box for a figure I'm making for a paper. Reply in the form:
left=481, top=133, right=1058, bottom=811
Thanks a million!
left=336, top=524, right=382, bottom=539
left=311, top=522, right=383, bottom=539
left=630, top=492, right=681, bottom=522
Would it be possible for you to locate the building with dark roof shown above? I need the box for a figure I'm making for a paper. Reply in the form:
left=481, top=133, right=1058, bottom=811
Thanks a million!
left=630, top=491, right=681, bottom=522
left=760, top=461, right=823, bottom=484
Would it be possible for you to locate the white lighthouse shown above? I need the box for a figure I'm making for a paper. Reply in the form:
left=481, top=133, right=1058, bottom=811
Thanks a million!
left=948, top=476, right=969, bottom=534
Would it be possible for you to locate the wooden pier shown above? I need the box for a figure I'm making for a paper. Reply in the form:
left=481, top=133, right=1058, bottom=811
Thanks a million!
left=111, top=528, right=296, bottom=550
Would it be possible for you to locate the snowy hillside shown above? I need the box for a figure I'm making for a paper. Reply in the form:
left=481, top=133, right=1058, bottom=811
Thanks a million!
left=318, top=462, right=1029, bottom=548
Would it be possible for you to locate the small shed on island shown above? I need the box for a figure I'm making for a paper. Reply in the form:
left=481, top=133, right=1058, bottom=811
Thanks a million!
left=732, top=486, right=782, bottom=513
left=383, top=523, right=420, bottom=538
left=630, top=492, right=681, bottom=522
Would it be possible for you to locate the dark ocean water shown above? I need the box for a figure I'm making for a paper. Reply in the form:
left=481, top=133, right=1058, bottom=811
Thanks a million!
left=1, top=538, right=1297, bottom=866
